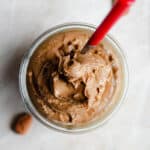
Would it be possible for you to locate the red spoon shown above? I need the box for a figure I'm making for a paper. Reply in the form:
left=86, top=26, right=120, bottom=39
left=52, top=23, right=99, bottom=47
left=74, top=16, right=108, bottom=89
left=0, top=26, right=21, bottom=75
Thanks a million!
left=82, top=0, right=135, bottom=53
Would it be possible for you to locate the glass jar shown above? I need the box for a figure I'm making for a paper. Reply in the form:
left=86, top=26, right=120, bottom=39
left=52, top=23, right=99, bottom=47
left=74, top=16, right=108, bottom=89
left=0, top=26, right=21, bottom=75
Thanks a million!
left=19, top=23, right=128, bottom=133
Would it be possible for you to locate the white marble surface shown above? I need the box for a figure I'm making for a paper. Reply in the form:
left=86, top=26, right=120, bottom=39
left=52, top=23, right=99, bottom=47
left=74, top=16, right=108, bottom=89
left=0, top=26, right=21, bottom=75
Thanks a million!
left=0, top=0, right=150, bottom=149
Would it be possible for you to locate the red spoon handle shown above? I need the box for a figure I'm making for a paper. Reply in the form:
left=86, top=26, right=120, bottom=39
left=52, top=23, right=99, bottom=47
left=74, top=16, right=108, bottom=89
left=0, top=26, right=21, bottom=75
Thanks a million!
left=87, top=0, right=135, bottom=46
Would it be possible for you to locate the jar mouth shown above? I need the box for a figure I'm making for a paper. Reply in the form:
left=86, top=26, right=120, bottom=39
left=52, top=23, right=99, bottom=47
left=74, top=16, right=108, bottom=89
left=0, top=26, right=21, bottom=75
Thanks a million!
left=19, top=22, right=129, bottom=134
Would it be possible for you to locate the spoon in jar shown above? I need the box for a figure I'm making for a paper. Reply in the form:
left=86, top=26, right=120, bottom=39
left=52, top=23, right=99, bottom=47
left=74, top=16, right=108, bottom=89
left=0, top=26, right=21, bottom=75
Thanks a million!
left=81, top=0, right=135, bottom=54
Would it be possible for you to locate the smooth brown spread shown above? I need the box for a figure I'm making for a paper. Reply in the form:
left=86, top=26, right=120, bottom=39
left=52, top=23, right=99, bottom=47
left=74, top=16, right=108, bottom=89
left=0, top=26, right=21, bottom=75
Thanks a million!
left=27, top=29, right=122, bottom=125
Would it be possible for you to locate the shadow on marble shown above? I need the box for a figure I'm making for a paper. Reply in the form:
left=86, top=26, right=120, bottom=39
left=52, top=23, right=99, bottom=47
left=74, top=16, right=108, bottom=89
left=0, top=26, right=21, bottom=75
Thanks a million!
left=4, top=47, right=26, bottom=88
left=2, top=45, right=30, bottom=113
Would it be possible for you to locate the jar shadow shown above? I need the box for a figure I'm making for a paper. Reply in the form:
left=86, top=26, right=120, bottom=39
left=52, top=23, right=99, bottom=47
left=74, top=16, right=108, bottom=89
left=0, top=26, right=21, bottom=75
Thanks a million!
left=1, top=45, right=30, bottom=124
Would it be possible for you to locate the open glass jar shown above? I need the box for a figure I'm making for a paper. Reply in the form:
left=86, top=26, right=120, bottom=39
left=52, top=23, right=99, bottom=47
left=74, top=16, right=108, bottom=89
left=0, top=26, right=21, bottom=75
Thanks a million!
left=19, top=23, right=128, bottom=133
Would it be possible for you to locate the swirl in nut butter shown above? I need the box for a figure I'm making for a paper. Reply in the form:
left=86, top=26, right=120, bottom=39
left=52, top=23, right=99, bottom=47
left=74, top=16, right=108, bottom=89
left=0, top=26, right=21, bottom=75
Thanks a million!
left=27, top=29, right=122, bottom=125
